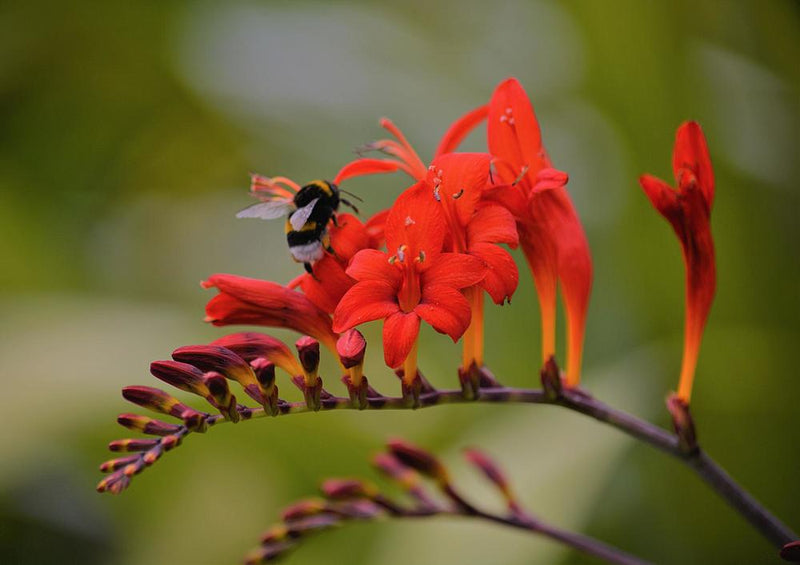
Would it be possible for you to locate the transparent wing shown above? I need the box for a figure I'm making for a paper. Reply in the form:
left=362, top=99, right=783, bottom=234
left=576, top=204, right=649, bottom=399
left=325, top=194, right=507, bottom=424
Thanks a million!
left=236, top=200, right=294, bottom=220
left=289, top=197, right=320, bottom=231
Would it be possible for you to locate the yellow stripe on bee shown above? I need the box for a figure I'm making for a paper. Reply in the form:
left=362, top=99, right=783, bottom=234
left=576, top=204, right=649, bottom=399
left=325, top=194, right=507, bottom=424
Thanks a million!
left=298, top=221, right=318, bottom=232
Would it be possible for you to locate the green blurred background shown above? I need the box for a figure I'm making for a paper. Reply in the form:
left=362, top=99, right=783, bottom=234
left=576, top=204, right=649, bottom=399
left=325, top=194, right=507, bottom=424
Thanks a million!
left=1, top=1, right=798, bottom=563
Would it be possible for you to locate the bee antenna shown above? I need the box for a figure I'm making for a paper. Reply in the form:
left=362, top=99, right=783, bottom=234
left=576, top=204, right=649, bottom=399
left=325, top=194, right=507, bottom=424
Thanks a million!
left=339, top=189, right=363, bottom=202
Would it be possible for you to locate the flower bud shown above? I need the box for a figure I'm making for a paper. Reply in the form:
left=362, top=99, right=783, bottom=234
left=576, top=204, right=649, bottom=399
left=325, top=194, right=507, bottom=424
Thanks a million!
left=117, top=413, right=182, bottom=436
left=387, top=439, right=449, bottom=484
left=295, top=336, right=320, bottom=386
left=321, top=478, right=378, bottom=500
left=122, top=386, right=208, bottom=432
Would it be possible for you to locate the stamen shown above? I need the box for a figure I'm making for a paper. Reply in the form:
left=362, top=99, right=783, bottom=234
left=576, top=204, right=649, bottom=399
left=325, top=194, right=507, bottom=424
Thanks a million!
left=452, top=189, right=464, bottom=200
left=415, top=251, right=426, bottom=263
left=512, top=165, right=530, bottom=186
left=433, top=186, right=441, bottom=202
left=388, top=255, right=398, bottom=264
left=405, top=216, right=415, bottom=226
left=397, top=245, right=407, bottom=263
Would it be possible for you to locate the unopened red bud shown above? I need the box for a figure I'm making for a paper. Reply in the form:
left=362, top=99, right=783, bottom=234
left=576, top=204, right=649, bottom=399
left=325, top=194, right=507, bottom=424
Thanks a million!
left=202, top=371, right=239, bottom=422
left=259, top=525, right=289, bottom=544
left=295, top=336, right=320, bottom=382
left=336, top=330, right=366, bottom=369
left=285, top=514, right=340, bottom=537
left=387, top=440, right=449, bottom=483
left=117, top=413, right=181, bottom=436
left=108, top=438, right=159, bottom=452
left=96, top=472, right=131, bottom=494
left=149, top=360, right=207, bottom=396
left=372, top=453, right=420, bottom=489
left=281, top=499, right=327, bottom=522
left=122, top=386, right=208, bottom=431
left=321, top=478, right=378, bottom=500
left=99, top=455, right=140, bottom=473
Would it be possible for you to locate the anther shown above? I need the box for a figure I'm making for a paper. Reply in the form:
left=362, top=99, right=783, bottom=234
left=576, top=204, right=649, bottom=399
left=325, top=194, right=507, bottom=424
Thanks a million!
left=433, top=186, right=441, bottom=201
left=397, top=245, right=407, bottom=262
left=415, top=250, right=426, bottom=263
left=405, top=216, right=415, bottom=226
left=452, top=188, right=464, bottom=199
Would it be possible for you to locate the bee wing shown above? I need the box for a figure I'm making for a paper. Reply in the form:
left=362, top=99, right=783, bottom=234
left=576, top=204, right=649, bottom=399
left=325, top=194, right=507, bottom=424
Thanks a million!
left=289, top=197, right=320, bottom=231
left=236, top=200, right=294, bottom=220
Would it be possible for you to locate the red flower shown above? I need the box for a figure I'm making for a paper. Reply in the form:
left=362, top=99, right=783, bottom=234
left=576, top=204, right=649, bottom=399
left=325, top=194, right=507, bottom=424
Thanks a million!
left=203, top=274, right=339, bottom=355
left=485, top=78, right=593, bottom=388
left=332, top=184, right=486, bottom=384
left=424, top=152, right=519, bottom=370
left=334, top=119, right=519, bottom=374
left=639, top=121, right=715, bottom=403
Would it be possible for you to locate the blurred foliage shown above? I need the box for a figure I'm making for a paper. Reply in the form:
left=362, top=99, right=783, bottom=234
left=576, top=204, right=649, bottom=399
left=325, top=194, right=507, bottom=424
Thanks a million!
left=1, top=1, right=798, bottom=564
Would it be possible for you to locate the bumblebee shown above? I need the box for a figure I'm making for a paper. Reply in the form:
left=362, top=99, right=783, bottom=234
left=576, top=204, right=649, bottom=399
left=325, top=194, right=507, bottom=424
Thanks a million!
left=237, top=178, right=359, bottom=274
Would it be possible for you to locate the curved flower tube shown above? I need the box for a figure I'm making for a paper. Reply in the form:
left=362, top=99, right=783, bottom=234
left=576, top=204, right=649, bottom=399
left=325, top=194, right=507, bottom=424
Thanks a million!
left=639, top=121, right=716, bottom=403
left=486, top=78, right=593, bottom=388
left=203, top=274, right=339, bottom=355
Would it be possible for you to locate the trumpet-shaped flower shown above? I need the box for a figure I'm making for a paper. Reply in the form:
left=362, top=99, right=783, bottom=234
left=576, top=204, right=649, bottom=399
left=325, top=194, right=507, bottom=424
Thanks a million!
left=485, top=78, right=593, bottom=387
left=639, top=121, right=715, bottom=403
left=332, top=184, right=486, bottom=387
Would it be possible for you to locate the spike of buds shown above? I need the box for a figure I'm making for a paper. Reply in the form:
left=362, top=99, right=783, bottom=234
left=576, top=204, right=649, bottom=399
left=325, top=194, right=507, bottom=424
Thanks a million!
left=540, top=356, right=563, bottom=400
left=666, top=393, right=698, bottom=454
left=245, top=541, right=295, bottom=565
left=386, top=439, right=450, bottom=485
left=117, top=413, right=182, bottom=436
left=122, top=386, right=208, bottom=432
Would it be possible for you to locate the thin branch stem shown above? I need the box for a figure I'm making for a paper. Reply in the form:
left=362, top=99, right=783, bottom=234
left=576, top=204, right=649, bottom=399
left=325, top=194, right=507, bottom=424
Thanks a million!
left=118, top=384, right=797, bottom=550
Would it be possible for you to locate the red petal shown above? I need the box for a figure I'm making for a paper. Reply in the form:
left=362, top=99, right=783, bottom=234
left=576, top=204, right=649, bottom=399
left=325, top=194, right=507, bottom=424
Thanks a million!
left=332, top=280, right=399, bottom=332
left=384, top=182, right=446, bottom=262
left=639, top=174, right=680, bottom=222
left=673, top=121, right=714, bottom=208
left=487, top=78, right=550, bottom=182
left=469, top=243, right=519, bottom=304
left=421, top=252, right=486, bottom=289
left=365, top=209, right=389, bottom=249
left=296, top=255, right=355, bottom=314
left=329, top=213, right=371, bottom=261
left=483, top=183, right=529, bottom=220
left=533, top=168, right=569, bottom=193
left=428, top=153, right=492, bottom=228
left=416, top=285, right=471, bottom=341
left=346, top=249, right=402, bottom=287
left=202, top=274, right=336, bottom=349
left=434, top=104, right=489, bottom=157
left=382, top=312, right=421, bottom=368
left=334, top=158, right=403, bottom=184
left=467, top=204, right=518, bottom=247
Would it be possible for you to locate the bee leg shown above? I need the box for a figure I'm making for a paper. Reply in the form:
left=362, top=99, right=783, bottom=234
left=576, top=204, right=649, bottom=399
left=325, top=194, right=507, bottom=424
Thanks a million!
left=331, top=214, right=341, bottom=228
left=303, top=262, right=321, bottom=281
left=341, top=199, right=360, bottom=215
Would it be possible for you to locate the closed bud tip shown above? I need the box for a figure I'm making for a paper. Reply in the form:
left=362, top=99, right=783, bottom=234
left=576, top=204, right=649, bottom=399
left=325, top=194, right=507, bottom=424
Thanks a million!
left=336, top=329, right=366, bottom=369
left=387, top=439, right=449, bottom=483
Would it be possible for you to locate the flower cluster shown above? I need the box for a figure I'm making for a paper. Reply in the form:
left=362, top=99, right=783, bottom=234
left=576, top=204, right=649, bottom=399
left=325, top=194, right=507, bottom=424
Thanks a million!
left=206, top=78, right=596, bottom=402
